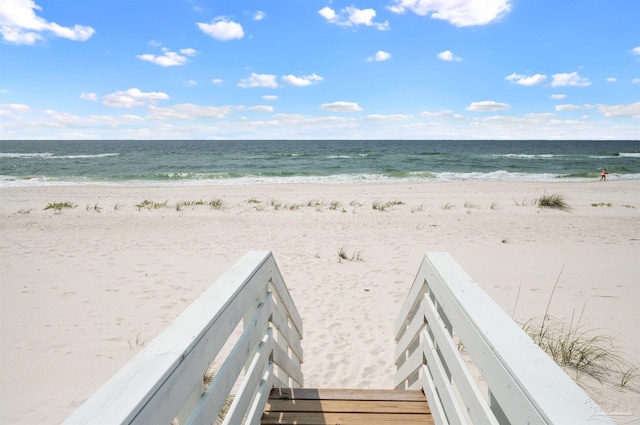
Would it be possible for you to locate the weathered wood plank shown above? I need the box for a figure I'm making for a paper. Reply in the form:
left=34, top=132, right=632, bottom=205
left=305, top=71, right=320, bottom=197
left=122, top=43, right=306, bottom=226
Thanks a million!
left=261, top=412, right=434, bottom=425
left=268, top=388, right=428, bottom=401
left=265, top=399, right=430, bottom=414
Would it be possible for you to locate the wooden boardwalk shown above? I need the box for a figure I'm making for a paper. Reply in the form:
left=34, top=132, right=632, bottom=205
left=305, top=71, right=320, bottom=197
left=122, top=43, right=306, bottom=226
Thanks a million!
left=262, top=388, right=434, bottom=424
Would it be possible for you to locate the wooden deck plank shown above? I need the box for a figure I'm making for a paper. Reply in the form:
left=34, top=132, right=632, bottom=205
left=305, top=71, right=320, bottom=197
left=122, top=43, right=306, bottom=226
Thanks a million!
left=269, top=388, right=428, bottom=401
left=266, top=399, right=431, bottom=414
left=261, top=412, right=434, bottom=425
left=262, top=388, right=434, bottom=425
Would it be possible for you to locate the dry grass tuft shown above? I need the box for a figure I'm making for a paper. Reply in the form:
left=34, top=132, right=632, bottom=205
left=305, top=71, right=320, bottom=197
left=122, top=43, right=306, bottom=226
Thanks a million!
left=536, top=193, right=570, bottom=211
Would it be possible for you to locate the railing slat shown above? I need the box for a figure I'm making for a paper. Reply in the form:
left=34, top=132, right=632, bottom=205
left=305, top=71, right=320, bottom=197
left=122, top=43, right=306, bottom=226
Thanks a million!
left=393, top=336, right=424, bottom=389
left=270, top=299, right=304, bottom=362
left=419, top=365, right=449, bottom=425
left=394, top=306, right=425, bottom=364
left=272, top=337, right=304, bottom=387
left=420, top=329, right=469, bottom=425
left=185, top=294, right=274, bottom=425
left=422, top=292, right=498, bottom=425
left=220, top=334, right=274, bottom=425
left=268, top=257, right=304, bottom=337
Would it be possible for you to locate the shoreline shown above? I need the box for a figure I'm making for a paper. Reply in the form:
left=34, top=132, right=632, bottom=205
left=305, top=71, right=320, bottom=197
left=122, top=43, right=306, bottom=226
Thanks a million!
left=2, top=180, right=639, bottom=424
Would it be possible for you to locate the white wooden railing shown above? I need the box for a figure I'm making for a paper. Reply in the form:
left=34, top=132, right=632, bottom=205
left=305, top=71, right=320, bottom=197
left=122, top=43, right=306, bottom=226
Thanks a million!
left=394, top=252, right=613, bottom=425
left=63, top=251, right=303, bottom=425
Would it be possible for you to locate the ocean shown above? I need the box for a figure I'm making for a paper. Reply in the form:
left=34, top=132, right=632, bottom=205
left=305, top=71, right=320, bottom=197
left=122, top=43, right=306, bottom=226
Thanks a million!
left=1, top=139, right=639, bottom=187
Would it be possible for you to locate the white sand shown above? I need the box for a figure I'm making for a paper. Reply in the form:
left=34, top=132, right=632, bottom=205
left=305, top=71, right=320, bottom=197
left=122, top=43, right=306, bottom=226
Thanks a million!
left=1, top=181, right=639, bottom=424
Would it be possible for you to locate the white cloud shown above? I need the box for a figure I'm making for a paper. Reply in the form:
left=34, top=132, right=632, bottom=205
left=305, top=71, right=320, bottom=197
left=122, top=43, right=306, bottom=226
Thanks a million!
left=368, top=51, right=391, bottom=62
left=197, top=18, right=244, bottom=41
left=555, top=104, right=581, bottom=111
left=633, top=78, right=640, bottom=84
left=437, top=50, right=462, bottom=62
left=319, top=6, right=389, bottom=30
left=253, top=11, right=266, bottom=21
left=606, top=77, right=617, bottom=83
left=421, top=110, right=465, bottom=119
left=211, top=79, right=223, bottom=84
left=467, top=101, right=509, bottom=112
left=505, top=73, right=547, bottom=86
left=318, top=7, right=337, bottom=21
left=238, top=73, right=278, bottom=88
left=102, top=88, right=169, bottom=108
left=598, top=102, right=640, bottom=118
left=80, top=92, right=97, bottom=101
left=551, top=72, right=591, bottom=87
left=180, top=48, right=197, bottom=56
left=262, top=95, right=278, bottom=101
left=0, top=0, right=95, bottom=44
left=0, top=103, right=30, bottom=116
left=137, top=48, right=197, bottom=67
left=388, top=0, right=511, bottom=27
left=281, top=74, right=323, bottom=87
left=365, top=114, right=411, bottom=121
left=550, top=94, right=566, bottom=100
left=187, top=80, right=197, bottom=86
left=320, top=101, right=363, bottom=112
left=247, top=105, right=274, bottom=112
left=147, top=104, right=232, bottom=120
left=631, top=46, right=640, bottom=55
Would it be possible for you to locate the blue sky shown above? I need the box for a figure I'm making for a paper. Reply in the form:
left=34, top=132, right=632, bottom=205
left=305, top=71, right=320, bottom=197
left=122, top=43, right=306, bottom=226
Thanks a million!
left=0, top=0, right=639, bottom=140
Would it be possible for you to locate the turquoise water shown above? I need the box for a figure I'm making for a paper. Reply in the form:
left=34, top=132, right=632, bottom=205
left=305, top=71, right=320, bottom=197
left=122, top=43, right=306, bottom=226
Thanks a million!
left=1, top=139, right=639, bottom=186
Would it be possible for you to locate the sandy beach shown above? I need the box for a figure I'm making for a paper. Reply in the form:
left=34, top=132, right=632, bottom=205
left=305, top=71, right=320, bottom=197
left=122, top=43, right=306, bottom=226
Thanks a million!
left=1, top=180, right=639, bottom=424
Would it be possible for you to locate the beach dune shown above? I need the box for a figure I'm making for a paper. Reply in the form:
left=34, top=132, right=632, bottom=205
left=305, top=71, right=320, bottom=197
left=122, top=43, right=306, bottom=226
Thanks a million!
left=1, top=181, right=639, bottom=424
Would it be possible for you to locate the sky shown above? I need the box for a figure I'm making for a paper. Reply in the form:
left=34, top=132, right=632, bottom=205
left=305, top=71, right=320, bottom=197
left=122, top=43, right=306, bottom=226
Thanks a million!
left=0, top=0, right=639, bottom=140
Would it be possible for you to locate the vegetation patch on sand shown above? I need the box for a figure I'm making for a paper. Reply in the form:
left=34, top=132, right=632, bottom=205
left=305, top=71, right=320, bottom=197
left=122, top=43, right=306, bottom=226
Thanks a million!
left=536, top=193, right=570, bottom=211
left=44, top=201, right=77, bottom=211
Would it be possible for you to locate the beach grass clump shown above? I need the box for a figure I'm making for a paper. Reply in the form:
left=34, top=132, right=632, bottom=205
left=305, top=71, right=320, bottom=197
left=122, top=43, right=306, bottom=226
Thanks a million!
left=247, top=197, right=261, bottom=204
left=86, top=203, right=102, bottom=213
left=44, top=201, right=77, bottom=211
left=514, top=199, right=532, bottom=207
left=329, top=200, right=342, bottom=210
left=338, top=247, right=364, bottom=262
left=372, top=200, right=404, bottom=211
left=113, top=202, right=124, bottom=211
left=208, top=199, right=223, bottom=209
left=591, top=202, right=612, bottom=207
left=136, top=199, right=168, bottom=211
left=411, top=204, right=424, bottom=213
left=17, top=208, right=33, bottom=214
left=622, top=204, right=636, bottom=209
left=442, top=203, right=454, bottom=210
left=490, top=201, right=498, bottom=210
left=176, top=199, right=223, bottom=211
left=268, top=199, right=283, bottom=210
left=536, top=193, right=569, bottom=211
left=464, top=201, right=479, bottom=209
left=524, top=316, right=637, bottom=385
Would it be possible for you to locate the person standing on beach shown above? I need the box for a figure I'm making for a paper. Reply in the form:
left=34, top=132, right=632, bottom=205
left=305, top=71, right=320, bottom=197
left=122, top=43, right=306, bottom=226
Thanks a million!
left=600, top=168, right=608, bottom=181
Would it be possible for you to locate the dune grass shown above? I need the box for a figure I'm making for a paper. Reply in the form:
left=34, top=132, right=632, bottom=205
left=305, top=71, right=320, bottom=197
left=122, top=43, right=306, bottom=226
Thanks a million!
left=521, top=265, right=638, bottom=387
left=536, top=193, right=569, bottom=211
left=338, top=247, right=364, bottom=262
left=44, top=201, right=77, bottom=211
left=136, top=200, right=168, bottom=211
left=372, top=200, right=404, bottom=211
